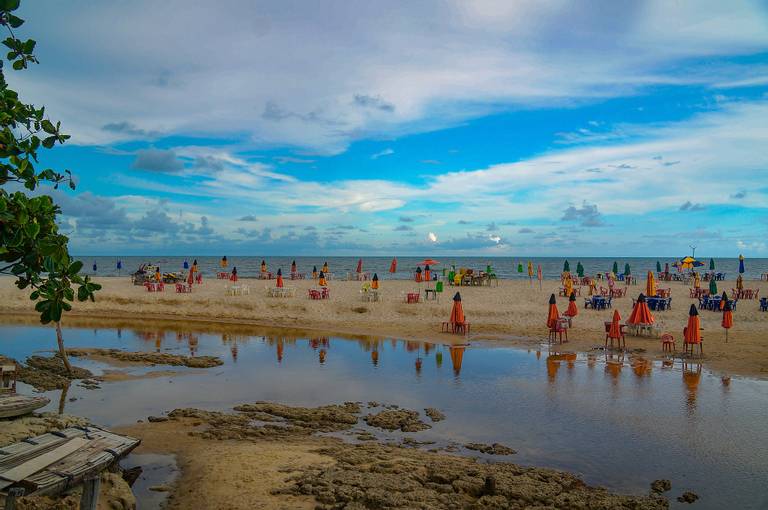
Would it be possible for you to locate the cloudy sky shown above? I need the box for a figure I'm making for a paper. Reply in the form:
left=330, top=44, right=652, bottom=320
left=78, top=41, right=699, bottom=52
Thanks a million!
left=11, top=0, right=768, bottom=256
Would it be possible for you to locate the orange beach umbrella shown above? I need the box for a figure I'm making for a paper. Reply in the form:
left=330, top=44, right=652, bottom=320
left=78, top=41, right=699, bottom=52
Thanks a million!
left=627, top=294, right=654, bottom=325
left=608, top=310, right=622, bottom=340
left=260, top=260, right=267, bottom=273
left=220, top=256, right=228, bottom=268
left=276, top=268, right=284, bottom=288
left=371, top=273, right=379, bottom=289
left=684, top=304, right=701, bottom=344
left=449, top=292, right=465, bottom=325
left=318, top=271, right=327, bottom=287
left=424, top=264, right=431, bottom=282
left=646, top=270, right=656, bottom=297
left=389, top=258, right=397, bottom=273
left=322, top=261, right=329, bottom=273
left=565, top=292, right=578, bottom=318
left=418, top=259, right=439, bottom=266
left=721, top=298, right=733, bottom=342
left=546, top=294, right=559, bottom=328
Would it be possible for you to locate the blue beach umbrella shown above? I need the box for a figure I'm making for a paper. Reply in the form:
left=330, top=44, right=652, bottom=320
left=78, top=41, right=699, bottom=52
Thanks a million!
left=92, top=262, right=97, bottom=272
left=183, top=259, right=189, bottom=270
left=738, top=254, right=745, bottom=274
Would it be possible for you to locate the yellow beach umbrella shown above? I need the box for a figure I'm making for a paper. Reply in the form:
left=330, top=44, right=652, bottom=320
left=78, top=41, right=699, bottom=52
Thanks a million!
left=646, top=270, right=656, bottom=297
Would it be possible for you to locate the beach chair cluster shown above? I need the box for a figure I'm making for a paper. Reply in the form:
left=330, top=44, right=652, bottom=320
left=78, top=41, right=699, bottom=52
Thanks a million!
left=226, top=284, right=250, bottom=296
left=308, top=287, right=329, bottom=300
left=143, top=282, right=164, bottom=292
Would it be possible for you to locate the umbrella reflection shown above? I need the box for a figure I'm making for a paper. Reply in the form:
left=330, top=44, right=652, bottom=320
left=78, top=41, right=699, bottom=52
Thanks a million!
left=449, top=345, right=466, bottom=376
left=683, top=361, right=702, bottom=411
left=371, top=350, right=379, bottom=366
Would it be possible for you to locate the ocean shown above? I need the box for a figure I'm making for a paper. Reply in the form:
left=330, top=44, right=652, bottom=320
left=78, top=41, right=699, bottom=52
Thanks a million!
left=75, top=256, right=768, bottom=281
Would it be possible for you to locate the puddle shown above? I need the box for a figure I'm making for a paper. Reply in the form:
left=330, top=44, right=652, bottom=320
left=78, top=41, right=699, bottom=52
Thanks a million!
left=121, top=453, right=178, bottom=509
left=1, top=321, right=767, bottom=509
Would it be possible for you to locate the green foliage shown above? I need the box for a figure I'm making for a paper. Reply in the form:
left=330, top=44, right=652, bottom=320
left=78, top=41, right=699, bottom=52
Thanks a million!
left=0, top=0, right=100, bottom=325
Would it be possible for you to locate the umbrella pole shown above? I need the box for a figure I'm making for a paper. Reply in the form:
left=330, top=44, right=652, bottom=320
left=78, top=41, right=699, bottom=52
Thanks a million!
left=725, top=329, right=728, bottom=343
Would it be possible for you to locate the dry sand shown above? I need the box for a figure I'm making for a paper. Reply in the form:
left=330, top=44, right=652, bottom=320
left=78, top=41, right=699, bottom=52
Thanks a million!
left=1, top=275, right=766, bottom=378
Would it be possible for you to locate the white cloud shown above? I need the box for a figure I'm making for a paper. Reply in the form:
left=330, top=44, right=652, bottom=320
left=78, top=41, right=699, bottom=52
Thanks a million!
left=10, top=0, right=768, bottom=153
left=371, top=148, right=395, bottom=160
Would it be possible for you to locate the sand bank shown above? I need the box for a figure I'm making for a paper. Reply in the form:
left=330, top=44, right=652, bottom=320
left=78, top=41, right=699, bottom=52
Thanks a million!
left=0, top=276, right=766, bottom=378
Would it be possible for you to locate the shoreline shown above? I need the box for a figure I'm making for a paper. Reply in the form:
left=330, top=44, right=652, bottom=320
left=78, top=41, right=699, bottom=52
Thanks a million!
left=1, top=274, right=766, bottom=379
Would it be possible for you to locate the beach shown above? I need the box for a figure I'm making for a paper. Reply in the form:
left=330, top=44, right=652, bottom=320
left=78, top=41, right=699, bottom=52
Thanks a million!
left=1, top=275, right=765, bottom=379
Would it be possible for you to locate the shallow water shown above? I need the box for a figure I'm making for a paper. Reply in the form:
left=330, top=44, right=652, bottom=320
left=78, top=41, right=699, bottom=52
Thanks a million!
left=1, top=322, right=767, bottom=509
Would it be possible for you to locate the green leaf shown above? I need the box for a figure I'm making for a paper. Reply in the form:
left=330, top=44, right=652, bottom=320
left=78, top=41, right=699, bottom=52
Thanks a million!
left=42, top=136, right=56, bottom=148
left=41, top=119, right=55, bottom=134
left=0, top=0, right=21, bottom=12
left=8, top=14, right=24, bottom=28
left=12, top=59, right=24, bottom=70
left=69, top=260, right=83, bottom=274
left=23, top=222, right=39, bottom=238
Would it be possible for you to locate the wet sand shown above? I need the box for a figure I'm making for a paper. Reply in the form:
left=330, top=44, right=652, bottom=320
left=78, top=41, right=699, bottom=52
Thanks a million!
left=1, top=275, right=765, bottom=378
left=116, top=403, right=669, bottom=509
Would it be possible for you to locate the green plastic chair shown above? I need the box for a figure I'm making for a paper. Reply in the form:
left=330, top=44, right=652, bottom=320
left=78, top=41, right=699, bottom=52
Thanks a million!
left=436, top=281, right=444, bottom=293
left=448, top=271, right=455, bottom=284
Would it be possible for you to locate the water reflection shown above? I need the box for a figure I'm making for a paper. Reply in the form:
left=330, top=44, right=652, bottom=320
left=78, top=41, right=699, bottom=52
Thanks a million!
left=2, top=321, right=768, bottom=510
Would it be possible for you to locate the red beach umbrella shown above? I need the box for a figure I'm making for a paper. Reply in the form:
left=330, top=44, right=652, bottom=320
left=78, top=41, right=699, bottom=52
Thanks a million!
left=291, top=260, right=297, bottom=273
left=721, top=298, right=733, bottom=342
left=418, top=259, right=439, bottom=266
left=684, top=305, right=701, bottom=345
left=546, top=294, right=559, bottom=328
left=187, top=269, right=194, bottom=286
left=276, top=268, right=284, bottom=288
left=627, top=294, right=654, bottom=325
left=449, top=292, right=465, bottom=325
left=389, top=258, right=397, bottom=273
left=356, top=259, right=363, bottom=273
left=564, top=292, right=578, bottom=318
left=608, top=310, right=622, bottom=340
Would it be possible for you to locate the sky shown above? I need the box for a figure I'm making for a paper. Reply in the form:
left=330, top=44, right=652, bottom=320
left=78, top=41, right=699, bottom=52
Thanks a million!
left=8, top=0, right=768, bottom=256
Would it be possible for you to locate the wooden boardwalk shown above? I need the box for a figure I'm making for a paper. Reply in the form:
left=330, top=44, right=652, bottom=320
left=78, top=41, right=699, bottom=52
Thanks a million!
left=0, top=426, right=140, bottom=496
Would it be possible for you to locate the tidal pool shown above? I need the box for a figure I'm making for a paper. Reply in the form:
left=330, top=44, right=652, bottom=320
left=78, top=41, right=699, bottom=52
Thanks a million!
left=1, top=321, right=766, bottom=509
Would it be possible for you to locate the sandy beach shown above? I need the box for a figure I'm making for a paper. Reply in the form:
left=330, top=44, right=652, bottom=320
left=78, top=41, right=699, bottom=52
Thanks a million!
left=1, top=275, right=766, bottom=379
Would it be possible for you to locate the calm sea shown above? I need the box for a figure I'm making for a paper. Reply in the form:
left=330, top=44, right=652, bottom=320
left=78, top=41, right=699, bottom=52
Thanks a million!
left=75, top=256, right=768, bottom=280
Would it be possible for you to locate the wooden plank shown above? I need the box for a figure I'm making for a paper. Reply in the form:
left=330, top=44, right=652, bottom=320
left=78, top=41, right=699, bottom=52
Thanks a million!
left=79, top=476, right=100, bottom=510
left=0, top=437, right=88, bottom=489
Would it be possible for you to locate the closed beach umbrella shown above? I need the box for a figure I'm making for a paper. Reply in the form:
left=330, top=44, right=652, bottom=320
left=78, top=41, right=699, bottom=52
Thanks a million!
left=183, top=259, right=189, bottom=270
left=736, top=273, right=743, bottom=290
left=291, top=260, right=297, bottom=273
left=564, top=277, right=573, bottom=298
left=116, top=260, right=122, bottom=270
left=389, top=258, right=397, bottom=273
left=312, top=266, right=318, bottom=279
left=628, top=294, right=654, bottom=325
left=276, top=268, right=284, bottom=288
left=415, top=266, right=422, bottom=282
left=612, top=261, right=619, bottom=275
left=709, top=278, right=718, bottom=296
left=93, top=262, right=97, bottom=272
left=155, top=267, right=161, bottom=281
left=424, top=265, right=431, bottom=282
left=563, top=260, right=570, bottom=273
left=547, top=294, right=559, bottom=329
left=220, top=256, right=228, bottom=268
left=371, top=273, right=379, bottom=289
left=738, top=254, right=745, bottom=274
left=646, top=271, right=656, bottom=297
left=517, top=262, right=523, bottom=273
left=192, top=259, right=198, bottom=273
left=537, top=264, right=543, bottom=290
left=449, top=292, right=465, bottom=325
left=356, top=259, right=363, bottom=273
left=261, top=260, right=267, bottom=273
left=608, top=310, right=622, bottom=340
left=624, top=263, right=631, bottom=276
left=565, top=292, right=578, bottom=318
left=685, top=305, right=701, bottom=345
left=187, top=269, right=194, bottom=285
left=656, top=261, right=661, bottom=273
left=231, top=266, right=238, bottom=281
left=576, top=261, right=584, bottom=278
left=318, top=271, right=327, bottom=287
left=722, top=298, right=733, bottom=342
left=527, top=261, right=533, bottom=278
left=709, top=258, right=715, bottom=271
left=694, top=272, right=700, bottom=289
left=664, top=262, right=669, bottom=274
left=720, top=290, right=728, bottom=310
left=322, top=261, right=329, bottom=273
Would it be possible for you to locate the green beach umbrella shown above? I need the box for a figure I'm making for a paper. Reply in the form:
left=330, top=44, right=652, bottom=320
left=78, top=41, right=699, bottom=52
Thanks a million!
left=563, top=260, right=570, bottom=273
left=612, top=261, right=618, bottom=275
left=709, top=258, right=715, bottom=271
left=709, top=278, right=718, bottom=295
left=517, top=263, right=523, bottom=273
left=656, top=261, right=662, bottom=273
left=624, top=263, right=631, bottom=276
left=576, top=262, right=584, bottom=277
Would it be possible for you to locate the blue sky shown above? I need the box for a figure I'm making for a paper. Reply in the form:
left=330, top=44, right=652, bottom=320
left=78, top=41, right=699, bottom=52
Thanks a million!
left=8, top=0, right=768, bottom=256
